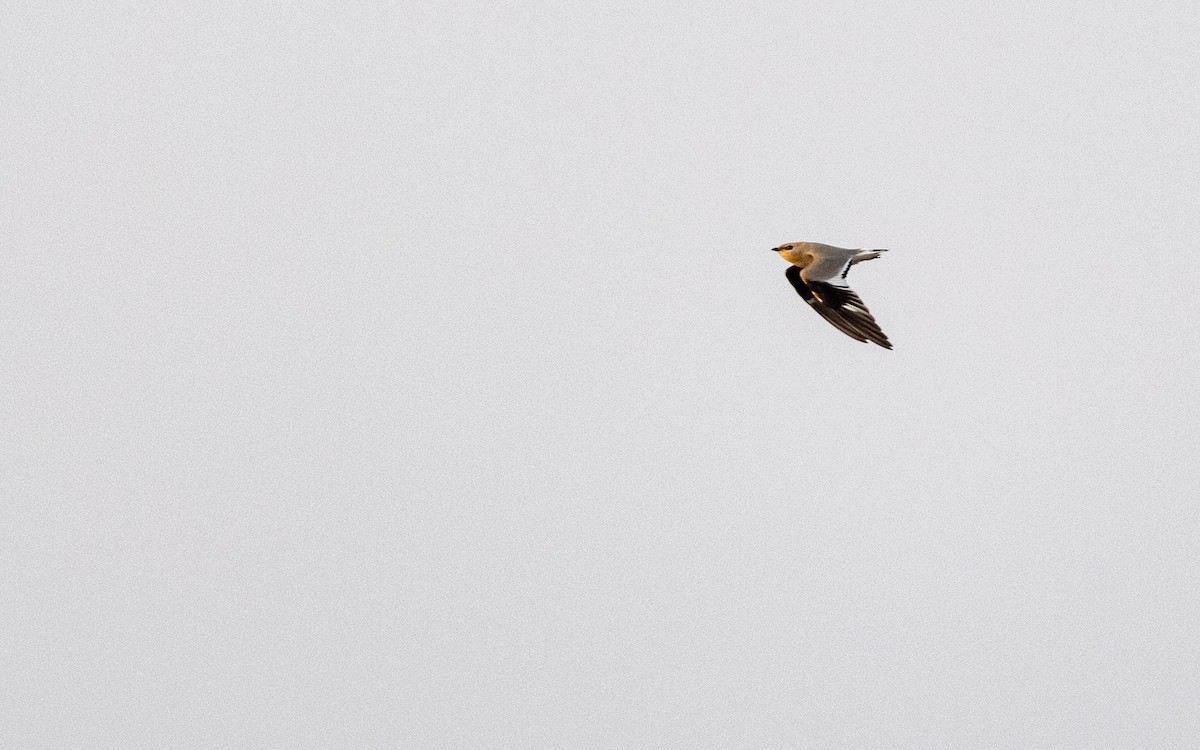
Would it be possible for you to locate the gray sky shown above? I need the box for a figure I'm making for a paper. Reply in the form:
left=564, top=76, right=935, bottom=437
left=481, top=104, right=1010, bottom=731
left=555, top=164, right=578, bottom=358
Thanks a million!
left=4, top=1, right=1200, bottom=747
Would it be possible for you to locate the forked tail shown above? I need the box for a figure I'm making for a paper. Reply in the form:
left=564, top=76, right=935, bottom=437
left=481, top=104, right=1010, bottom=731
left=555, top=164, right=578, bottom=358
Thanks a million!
left=842, top=248, right=888, bottom=278
left=852, top=248, right=888, bottom=265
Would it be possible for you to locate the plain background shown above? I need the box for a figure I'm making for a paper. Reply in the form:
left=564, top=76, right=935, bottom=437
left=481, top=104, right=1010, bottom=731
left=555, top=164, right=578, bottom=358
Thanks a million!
left=4, top=1, right=1199, bottom=747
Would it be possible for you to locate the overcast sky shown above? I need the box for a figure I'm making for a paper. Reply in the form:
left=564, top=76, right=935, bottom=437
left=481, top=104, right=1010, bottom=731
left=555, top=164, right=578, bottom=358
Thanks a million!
left=4, top=1, right=1200, bottom=747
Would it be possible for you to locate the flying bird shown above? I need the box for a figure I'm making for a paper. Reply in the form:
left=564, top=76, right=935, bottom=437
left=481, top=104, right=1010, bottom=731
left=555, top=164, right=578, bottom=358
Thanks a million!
left=772, top=241, right=892, bottom=349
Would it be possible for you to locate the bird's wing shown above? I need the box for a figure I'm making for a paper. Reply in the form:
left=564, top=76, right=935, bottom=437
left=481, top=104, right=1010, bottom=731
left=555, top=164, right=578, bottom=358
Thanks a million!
left=785, top=267, right=892, bottom=349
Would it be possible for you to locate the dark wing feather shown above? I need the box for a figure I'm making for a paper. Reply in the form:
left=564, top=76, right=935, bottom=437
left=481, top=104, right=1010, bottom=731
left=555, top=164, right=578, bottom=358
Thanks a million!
left=785, top=268, right=893, bottom=349
left=785, top=267, right=867, bottom=342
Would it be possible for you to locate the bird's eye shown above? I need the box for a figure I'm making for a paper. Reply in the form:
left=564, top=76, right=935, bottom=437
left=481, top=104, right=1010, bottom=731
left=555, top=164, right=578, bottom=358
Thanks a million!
left=785, top=244, right=794, bottom=250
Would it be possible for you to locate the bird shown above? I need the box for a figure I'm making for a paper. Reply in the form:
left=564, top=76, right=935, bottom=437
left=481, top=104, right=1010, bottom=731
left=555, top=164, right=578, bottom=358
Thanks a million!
left=772, top=241, right=892, bottom=349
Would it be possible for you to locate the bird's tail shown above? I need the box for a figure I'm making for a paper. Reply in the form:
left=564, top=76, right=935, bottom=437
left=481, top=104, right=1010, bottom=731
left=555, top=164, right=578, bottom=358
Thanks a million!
left=851, top=248, right=887, bottom=265
left=841, top=249, right=887, bottom=278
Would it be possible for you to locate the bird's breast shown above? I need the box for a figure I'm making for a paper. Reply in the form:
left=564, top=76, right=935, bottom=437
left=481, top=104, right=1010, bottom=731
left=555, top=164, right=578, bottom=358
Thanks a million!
left=778, top=248, right=809, bottom=266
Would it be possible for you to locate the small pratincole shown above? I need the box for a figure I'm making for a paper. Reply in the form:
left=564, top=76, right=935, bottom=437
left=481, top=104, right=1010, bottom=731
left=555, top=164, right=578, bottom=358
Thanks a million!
left=772, top=241, right=892, bottom=350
